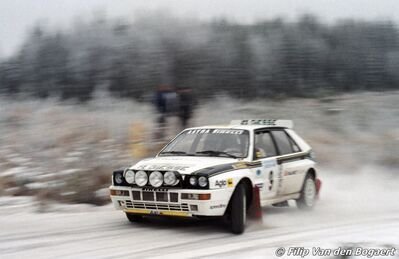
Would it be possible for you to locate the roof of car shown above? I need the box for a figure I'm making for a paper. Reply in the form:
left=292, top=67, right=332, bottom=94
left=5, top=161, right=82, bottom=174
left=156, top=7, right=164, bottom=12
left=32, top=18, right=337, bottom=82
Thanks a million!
left=186, top=120, right=293, bottom=131
left=186, top=125, right=272, bottom=131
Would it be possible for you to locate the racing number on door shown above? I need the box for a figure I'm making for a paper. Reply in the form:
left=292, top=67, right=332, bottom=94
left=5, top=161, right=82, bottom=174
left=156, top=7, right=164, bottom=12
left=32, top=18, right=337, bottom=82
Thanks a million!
left=254, top=131, right=280, bottom=198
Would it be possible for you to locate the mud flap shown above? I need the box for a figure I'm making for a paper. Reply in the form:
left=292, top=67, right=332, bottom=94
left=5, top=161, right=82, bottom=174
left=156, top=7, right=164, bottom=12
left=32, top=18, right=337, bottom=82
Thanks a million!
left=248, top=185, right=263, bottom=221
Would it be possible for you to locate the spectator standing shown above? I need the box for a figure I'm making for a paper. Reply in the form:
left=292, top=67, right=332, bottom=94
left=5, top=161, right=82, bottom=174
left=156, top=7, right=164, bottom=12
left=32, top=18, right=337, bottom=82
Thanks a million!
left=177, top=87, right=195, bottom=129
left=153, top=85, right=178, bottom=141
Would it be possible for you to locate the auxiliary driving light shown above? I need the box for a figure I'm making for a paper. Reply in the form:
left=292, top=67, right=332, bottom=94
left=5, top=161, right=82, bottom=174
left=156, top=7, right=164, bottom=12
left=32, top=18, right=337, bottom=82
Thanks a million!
left=164, top=171, right=179, bottom=186
left=124, top=170, right=135, bottom=184
left=135, top=170, right=148, bottom=187
left=149, top=171, right=163, bottom=187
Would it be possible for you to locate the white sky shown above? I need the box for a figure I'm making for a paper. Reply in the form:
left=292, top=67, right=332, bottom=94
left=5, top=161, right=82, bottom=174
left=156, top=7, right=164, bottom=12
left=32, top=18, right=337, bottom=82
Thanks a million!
left=1, top=0, right=399, bottom=58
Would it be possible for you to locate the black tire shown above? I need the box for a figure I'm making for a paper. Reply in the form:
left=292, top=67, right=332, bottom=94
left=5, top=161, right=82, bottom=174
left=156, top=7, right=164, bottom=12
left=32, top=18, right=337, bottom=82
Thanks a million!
left=297, top=174, right=316, bottom=210
left=230, top=184, right=247, bottom=234
left=125, top=213, right=143, bottom=222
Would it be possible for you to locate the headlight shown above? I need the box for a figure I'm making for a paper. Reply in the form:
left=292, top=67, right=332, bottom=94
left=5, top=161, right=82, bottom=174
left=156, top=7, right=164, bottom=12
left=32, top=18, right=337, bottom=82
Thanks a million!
left=189, top=176, right=197, bottom=186
left=114, top=172, right=123, bottom=184
left=135, top=171, right=148, bottom=186
left=164, top=171, right=179, bottom=186
left=124, top=170, right=135, bottom=184
left=149, top=171, right=163, bottom=187
left=198, top=176, right=208, bottom=187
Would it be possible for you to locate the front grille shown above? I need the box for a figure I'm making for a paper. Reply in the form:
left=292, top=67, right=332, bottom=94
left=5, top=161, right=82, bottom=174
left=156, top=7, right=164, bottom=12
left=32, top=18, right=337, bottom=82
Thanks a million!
left=132, top=190, right=179, bottom=203
left=156, top=192, right=168, bottom=202
left=132, top=191, right=141, bottom=200
left=142, top=191, right=155, bottom=201
left=125, top=200, right=189, bottom=211
left=169, top=192, right=178, bottom=202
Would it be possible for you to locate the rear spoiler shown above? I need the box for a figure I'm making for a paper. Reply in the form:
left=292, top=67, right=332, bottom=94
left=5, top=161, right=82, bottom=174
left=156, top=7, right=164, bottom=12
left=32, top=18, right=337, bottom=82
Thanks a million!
left=230, top=119, right=293, bottom=128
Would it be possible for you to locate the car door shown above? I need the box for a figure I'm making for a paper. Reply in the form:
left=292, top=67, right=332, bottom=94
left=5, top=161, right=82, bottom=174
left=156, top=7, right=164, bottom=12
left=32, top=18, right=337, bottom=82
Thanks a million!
left=271, top=129, right=308, bottom=195
left=252, top=130, right=281, bottom=200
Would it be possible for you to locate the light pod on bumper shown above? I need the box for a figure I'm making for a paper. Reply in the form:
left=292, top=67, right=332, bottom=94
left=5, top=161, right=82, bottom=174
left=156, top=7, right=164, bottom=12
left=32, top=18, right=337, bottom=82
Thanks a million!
left=124, top=170, right=135, bottom=184
left=164, top=171, right=179, bottom=186
left=149, top=171, right=163, bottom=187
left=135, top=170, right=148, bottom=187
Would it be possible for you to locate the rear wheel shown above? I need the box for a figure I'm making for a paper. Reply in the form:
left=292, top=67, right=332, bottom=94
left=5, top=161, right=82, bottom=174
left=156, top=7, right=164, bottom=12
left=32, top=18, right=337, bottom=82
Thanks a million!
left=297, top=174, right=316, bottom=210
left=125, top=213, right=143, bottom=222
left=230, top=184, right=247, bottom=234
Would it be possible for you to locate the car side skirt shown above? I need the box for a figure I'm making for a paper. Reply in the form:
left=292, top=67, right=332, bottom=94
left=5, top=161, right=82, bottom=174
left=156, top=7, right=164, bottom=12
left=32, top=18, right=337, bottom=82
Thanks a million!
left=261, top=193, right=300, bottom=206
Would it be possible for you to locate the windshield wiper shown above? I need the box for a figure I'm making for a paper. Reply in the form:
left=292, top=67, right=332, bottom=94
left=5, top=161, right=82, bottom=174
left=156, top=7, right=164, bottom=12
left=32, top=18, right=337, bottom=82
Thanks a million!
left=160, top=151, right=188, bottom=156
left=195, top=150, right=238, bottom=159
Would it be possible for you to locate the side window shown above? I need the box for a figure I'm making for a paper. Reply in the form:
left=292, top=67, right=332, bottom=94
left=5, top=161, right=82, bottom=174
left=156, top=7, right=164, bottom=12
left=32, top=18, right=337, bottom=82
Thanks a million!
left=254, top=131, right=277, bottom=159
left=272, top=130, right=294, bottom=155
left=289, top=137, right=301, bottom=152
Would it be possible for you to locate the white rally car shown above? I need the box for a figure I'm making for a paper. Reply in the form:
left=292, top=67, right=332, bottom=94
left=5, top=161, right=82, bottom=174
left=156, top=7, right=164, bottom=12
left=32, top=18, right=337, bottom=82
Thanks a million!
left=110, top=119, right=321, bottom=234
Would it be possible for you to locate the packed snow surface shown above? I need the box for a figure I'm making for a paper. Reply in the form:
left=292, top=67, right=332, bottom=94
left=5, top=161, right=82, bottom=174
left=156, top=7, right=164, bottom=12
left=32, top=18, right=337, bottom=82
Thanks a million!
left=0, top=166, right=398, bottom=259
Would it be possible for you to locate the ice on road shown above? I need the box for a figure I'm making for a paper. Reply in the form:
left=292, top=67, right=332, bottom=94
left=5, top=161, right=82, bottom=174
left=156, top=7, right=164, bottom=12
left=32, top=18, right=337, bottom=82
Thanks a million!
left=0, top=166, right=398, bottom=258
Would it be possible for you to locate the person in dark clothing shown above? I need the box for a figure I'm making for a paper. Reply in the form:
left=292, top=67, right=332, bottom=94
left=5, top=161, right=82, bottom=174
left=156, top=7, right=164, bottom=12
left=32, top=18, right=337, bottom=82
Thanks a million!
left=177, top=87, right=195, bottom=129
left=154, top=85, right=168, bottom=127
left=153, top=85, right=179, bottom=141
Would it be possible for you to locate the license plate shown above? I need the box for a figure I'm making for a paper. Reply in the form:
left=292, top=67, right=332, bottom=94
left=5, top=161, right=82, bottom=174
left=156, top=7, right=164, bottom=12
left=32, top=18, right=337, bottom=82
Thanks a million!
left=125, top=208, right=191, bottom=217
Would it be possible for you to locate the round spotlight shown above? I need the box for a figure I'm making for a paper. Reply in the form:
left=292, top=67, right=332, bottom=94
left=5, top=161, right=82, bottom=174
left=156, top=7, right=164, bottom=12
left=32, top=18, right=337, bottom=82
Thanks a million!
left=114, top=173, right=123, bottom=184
left=198, top=176, right=208, bottom=187
left=149, top=171, right=163, bottom=188
left=135, top=171, right=148, bottom=187
left=124, top=170, right=135, bottom=184
left=189, top=176, right=197, bottom=186
left=164, top=171, right=179, bottom=186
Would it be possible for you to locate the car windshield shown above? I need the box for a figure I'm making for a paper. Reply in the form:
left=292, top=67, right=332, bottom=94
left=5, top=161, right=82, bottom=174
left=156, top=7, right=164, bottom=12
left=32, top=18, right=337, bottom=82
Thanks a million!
left=159, top=128, right=250, bottom=158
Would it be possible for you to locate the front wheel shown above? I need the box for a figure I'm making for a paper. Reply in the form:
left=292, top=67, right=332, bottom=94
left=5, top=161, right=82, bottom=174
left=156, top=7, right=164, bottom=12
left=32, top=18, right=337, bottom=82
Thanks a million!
left=296, top=175, right=316, bottom=210
left=230, top=184, right=247, bottom=234
left=125, top=213, right=143, bottom=222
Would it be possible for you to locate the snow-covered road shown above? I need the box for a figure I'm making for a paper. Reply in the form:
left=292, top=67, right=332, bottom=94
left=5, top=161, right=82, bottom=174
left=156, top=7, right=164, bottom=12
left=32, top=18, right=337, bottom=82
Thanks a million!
left=1, top=167, right=398, bottom=259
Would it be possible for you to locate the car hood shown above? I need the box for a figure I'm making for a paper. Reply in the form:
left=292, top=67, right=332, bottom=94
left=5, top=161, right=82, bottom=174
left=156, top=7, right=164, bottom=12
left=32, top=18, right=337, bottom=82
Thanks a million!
left=129, top=156, right=238, bottom=175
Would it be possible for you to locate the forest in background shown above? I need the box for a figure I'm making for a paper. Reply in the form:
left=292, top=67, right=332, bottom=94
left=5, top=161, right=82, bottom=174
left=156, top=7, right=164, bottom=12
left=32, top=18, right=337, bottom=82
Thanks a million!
left=1, top=13, right=399, bottom=101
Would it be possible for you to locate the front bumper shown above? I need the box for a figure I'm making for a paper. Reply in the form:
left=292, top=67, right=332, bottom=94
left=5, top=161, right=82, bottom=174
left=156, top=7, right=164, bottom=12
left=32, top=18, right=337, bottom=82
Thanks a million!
left=109, top=186, right=233, bottom=217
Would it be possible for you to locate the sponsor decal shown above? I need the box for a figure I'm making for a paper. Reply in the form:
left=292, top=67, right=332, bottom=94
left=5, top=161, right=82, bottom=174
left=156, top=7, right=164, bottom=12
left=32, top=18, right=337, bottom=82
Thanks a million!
left=262, top=159, right=277, bottom=169
left=227, top=178, right=234, bottom=187
left=210, top=204, right=226, bottom=209
left=269, top=171, right=274, bottom=191
left=187, top=129, right=211, bottom=134
left=284, top=170, right=298, bottom=176
left=159, top=211, right=190, bottom=217
left=277, top=167, right=283, bottom=194
left=211, top=129, right=244, bottom=135
left=276, top=152, right=309, bottom=164
left=186, top=129, right=245, bottom=135
left=125, top=208, right=190, bottom=217
left=136, top=164, right=190, bottom=171
left=240, top=119, right=277, bottom=125
left=215, top=180, right=227, bottom=188
left=214, top=179, right=233, bottom=188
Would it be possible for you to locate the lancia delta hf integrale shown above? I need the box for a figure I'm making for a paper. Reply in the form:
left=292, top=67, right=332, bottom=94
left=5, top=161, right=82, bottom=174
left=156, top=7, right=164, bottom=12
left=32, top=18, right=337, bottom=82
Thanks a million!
left=110, top=119, right=321, bottom=234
